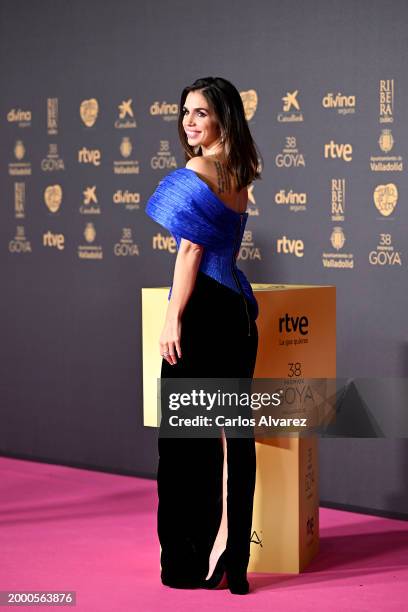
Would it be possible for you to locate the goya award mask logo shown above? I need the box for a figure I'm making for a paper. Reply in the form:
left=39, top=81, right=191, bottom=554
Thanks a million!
left=240, top=89, right=258, bottom=121
left=44, top=185, right=63, bottom=213
left=373, top=183, right=398, bottom=216
left=80, top=98, right=99, bottom=127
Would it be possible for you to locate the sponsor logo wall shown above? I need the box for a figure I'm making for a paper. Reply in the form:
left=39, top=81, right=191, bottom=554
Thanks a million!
left=5, top=80, right=404, bottom=274
left=1, top=0, right=407, bottom=485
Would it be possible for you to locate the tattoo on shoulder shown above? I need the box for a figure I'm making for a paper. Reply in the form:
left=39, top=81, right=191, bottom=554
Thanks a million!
left=214, top=161, right=231, bottom=194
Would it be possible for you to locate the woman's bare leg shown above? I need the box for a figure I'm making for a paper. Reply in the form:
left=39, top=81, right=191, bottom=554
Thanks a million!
left=205, top=428, right=228, bottom=579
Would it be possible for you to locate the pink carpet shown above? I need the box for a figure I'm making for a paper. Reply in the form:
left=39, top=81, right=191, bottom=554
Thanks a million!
left=0, top=456, right=407, bottom=611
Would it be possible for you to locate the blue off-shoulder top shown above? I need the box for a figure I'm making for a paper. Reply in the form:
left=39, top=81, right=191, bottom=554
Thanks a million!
left=145, top=167, right=259, bottom=321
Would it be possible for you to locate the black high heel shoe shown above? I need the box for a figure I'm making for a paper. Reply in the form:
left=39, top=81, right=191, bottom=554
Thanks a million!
left=201, top=550, right=227, bottom=589
left=226, top=570, right=250, bottom=595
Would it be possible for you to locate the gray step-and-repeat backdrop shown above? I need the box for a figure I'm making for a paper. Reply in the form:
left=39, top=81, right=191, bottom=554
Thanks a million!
left=1, top=0, right=407, bottom=518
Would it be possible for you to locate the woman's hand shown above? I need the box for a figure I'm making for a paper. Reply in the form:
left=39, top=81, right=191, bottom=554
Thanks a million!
left=159, top=314, right=182, bottom=365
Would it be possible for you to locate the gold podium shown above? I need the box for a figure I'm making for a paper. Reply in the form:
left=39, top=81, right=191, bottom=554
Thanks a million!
left=142, top=283, right=336, bottom=574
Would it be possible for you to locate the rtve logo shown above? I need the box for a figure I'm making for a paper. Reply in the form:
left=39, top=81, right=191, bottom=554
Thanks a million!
left=152, top=232, right=177, bottom=254
left=276, top=235, right=304, bottom=257
left=279, top=313, right=309, bottom=335
left=324, top=140, right=353, bottom=161
left=43, top=230, right=65, bottom=250
left=78, top=147, right=101, bottom=166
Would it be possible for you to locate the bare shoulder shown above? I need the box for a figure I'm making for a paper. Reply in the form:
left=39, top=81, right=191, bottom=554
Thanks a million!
left=185, top=156, right=213, bottom=175
left=185, top=156, right=219, bottom=194
left=186, top=156, right=231, bottom=192
left=185, top=156, right=247, bottom=210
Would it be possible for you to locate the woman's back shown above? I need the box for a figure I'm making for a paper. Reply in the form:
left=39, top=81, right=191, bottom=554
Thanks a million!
left=185, top=156, right=248, bottom=214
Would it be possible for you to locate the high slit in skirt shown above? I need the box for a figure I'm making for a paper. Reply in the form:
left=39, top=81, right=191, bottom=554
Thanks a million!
left=157, top=270, right=258, bottom=587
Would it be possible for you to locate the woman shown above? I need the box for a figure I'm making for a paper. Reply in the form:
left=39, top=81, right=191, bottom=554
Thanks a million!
left=145, top=76, right=262, bottom=594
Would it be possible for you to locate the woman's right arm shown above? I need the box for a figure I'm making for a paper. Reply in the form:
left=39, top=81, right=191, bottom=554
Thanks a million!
left=159, top=238, right=204, bottom=365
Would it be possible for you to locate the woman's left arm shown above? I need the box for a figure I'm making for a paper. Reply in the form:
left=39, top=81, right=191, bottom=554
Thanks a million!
left=159, top=238, right=204, bottom=365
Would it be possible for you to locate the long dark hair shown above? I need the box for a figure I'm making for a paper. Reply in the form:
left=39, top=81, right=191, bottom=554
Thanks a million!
left=177, top=76, right=263, bottom=191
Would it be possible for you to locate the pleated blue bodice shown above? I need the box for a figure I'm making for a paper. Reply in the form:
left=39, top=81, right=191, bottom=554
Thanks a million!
left=145, top=167, right=259, bottom=320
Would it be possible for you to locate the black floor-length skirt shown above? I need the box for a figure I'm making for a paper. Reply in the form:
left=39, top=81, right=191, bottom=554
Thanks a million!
left=157, top=270, right=258, bottom=588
